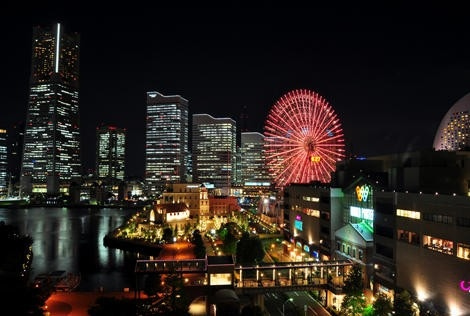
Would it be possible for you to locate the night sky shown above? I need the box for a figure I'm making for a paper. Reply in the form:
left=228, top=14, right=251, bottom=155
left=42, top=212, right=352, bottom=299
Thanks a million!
left=1, top=2, right=470, bottom=178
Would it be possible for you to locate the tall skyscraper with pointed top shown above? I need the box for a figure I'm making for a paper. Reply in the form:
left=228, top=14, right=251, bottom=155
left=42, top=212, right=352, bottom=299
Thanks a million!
left=20, top=23, right=81, bottom=195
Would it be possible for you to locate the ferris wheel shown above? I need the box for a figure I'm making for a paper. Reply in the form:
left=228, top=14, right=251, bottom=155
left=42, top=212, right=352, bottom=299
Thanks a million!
left=264, top=89, right=345, bottom=188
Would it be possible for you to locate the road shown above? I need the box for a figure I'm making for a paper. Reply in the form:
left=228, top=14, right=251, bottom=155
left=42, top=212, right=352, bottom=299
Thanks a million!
left=264, top=291, right=331, bottom=316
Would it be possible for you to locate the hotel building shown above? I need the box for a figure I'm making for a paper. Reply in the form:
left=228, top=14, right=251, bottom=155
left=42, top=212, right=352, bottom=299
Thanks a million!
left=20, top=23, right=81, bottom=195
left=192, top=114, right=237, bottom=191
left=145, top=92, right=189, bottom=195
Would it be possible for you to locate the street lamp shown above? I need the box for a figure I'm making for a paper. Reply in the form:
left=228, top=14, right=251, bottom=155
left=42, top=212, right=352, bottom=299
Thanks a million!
left=282, top=297, right=293, bottom=316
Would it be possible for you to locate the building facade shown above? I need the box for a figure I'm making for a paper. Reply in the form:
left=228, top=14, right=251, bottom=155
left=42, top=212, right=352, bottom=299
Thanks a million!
left=240, top=132, right=271, bottom=185
left=283, top=149, right=470, bottom=315
left=0, top=129, right=7, bottom=196
left=96, top=125, right=126, bottom=181
left=145, top=92, right=189, bottom=195
left=20, top=23, right=81, bottom=195
left=192, top=114, right=237, bottom=190
left=159, top=183, right=209, bottom=219
left=434, top=92, right=470, bottom=151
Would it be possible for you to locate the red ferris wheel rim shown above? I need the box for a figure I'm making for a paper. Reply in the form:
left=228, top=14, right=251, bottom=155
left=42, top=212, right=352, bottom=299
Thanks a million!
left=264, top=89, right=345, bottom=188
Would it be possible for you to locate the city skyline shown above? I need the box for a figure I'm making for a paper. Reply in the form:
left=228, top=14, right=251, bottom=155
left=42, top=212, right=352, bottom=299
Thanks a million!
left=1, top=3, right=470, bottom=178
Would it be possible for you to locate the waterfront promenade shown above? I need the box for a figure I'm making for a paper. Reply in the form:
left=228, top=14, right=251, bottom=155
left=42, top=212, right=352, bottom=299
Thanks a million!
left=43, top=241, right=194, bottom=315
left=45, top=290, right=145, bottom=316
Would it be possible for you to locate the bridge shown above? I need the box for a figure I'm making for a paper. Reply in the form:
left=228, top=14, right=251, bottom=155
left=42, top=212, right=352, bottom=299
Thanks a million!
left=134, top=256, right=353, bottom=294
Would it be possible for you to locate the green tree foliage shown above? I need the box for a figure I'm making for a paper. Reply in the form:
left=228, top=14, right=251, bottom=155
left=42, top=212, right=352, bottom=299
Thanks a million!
left=162, top=227, right=173, bottom=243
left=222, top=229, right=238, bottom=254
left=236, top=232, right=265, bottom=265
left=191, top=229, right=206, bottom=258
left=393, top=289, right=415, bottom=316
left=0, top=222, right=44, bottom=315
left=340, top=264, right=366, bottom=316
left=372, top=293, right=393, bottom=316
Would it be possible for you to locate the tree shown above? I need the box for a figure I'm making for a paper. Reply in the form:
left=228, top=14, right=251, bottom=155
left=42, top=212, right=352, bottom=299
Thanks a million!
left=340, top=264, right=366, bottom=316
left=394, top=289, right=415, bottom=316
left=236, top=232, right=265, bottom=265
left=372, top=293, right=393, bottom=316
left=162, top=227, right=173, bottom=243
left=222, top=229, right=238, bottom=254
left=191, top=230, right=206, bottom=258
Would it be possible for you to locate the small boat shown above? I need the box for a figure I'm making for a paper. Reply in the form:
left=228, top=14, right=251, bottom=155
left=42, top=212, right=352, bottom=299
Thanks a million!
left=33, top=270, right=81, bottom=292
left=0, top=196, right=29, bottom=207
left=54, top=272, right=81, bottom=292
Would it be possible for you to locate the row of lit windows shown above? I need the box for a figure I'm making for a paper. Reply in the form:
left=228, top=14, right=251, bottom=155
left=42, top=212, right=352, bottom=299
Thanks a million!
left=303, top=196, right=320, bottom=202
left=396, top=208, right=421, bottom=219
left=336, top=242, right=364, bottom=261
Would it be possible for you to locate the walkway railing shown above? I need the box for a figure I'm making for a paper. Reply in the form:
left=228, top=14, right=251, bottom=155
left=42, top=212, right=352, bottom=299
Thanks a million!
left=135, top=258, right=207, bottom=274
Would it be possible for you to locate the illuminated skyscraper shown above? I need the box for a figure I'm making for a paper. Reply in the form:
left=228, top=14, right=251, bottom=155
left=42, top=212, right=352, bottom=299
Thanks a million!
left=145, top=92, right=188, bottom=195
left=0, top=129, right=7, bottom=196
left=192, top=114, right=237, bottom=189
left=20, top=23, right=81, bottom=195
left=240, top=132, right=271, bottom=184
left=96, top=125, right=126, bottom=181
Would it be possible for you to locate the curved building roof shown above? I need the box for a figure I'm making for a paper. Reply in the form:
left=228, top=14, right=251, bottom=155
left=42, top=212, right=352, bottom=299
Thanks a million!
left=434, top=92, right=470, bottom=151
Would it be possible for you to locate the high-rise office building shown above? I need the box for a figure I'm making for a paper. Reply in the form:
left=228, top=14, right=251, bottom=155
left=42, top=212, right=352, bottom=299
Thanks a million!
left=8, top=121, right=24, bottom=194
left=192, top=114, right=237, bottom=189
left=96, top=125, right=126, bottom=181
left=20, top=23, right=81, bottom=195
left=0, top=129, right=7, bottom=196
left=240, top=132, right=271, bottom=184
left=145, top=92, right=189, bottom=195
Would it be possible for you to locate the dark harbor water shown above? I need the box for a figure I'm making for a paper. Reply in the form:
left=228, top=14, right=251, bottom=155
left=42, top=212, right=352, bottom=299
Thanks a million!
left=0, top=207, right=139, bottom=292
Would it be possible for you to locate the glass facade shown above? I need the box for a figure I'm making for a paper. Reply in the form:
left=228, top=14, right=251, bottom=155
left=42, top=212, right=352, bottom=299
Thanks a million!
left=145, top=92, right=188, bottom=195
left=240, top=132, right=271, bottom=184
left=0, top=129, right=7, bottom=196
left=20, top=23, right=81, bottom=194
left=96, top=125, right=126, bottom=180
left=192, top=114, right=236, bottom=189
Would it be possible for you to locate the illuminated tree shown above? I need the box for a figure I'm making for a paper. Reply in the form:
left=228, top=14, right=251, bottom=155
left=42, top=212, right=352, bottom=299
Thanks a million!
left=393, top=289, right=415, bottom=316
left=372, top=293, right=393, bottom=316
left=340, top=264, right=366, bottom=316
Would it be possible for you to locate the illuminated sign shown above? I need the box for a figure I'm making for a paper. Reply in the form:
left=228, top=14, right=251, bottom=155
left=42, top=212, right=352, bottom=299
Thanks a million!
left=460, top=280, right=470, bottom=292
left=296, top=215, right=302, bottom=220
left=295, top=220, right=303, bottom=231
left=303, top=245, right=310, bottom=252
left=310, top=155, right=321, bottom=163
left=350, top=206, right=374, bottom=221
left=356, top=184, right=371, bottom=202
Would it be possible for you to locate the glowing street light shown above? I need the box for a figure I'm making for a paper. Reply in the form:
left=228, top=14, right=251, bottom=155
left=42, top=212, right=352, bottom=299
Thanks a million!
left=282, top=297, right=293, bottom=316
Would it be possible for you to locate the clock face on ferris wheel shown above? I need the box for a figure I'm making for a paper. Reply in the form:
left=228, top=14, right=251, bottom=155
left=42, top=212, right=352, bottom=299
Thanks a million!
left=264, top=89, right=345, bottom=188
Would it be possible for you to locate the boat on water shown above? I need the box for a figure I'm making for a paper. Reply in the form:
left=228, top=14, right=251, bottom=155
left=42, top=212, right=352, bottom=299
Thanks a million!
left=33, top=270, right=81, bottom=292
left=54, top=272, right=81, bottom=292
left=0, top=196, right=29, bottom=207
